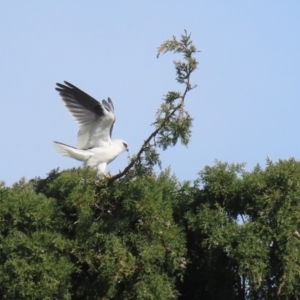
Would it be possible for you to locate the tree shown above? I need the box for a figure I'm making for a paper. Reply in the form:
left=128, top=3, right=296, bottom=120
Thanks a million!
left=180, top=159, right=300, bottom=299
left=1, top=31, right=300, bottom=300
left=0, top=31, right=197, bottom=299
left=0, top=179, right=74, bottom=299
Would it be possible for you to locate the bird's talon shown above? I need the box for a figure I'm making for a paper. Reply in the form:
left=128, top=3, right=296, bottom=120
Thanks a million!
left=103, top=172, right=112, bottom=179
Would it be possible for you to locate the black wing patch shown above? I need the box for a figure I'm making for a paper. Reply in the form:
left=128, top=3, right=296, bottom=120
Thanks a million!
left=56, top=81, right=104, bottom=117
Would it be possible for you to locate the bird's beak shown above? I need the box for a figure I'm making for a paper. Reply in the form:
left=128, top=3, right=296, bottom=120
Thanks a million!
left=126, top=148, right=129, bottom=152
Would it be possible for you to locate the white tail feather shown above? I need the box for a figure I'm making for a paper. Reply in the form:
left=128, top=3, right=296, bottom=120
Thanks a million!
left=53, top=141, right=93, bottom=162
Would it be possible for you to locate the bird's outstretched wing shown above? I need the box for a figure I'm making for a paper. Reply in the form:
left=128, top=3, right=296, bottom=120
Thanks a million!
left=56, top=81, right=115, bottom=149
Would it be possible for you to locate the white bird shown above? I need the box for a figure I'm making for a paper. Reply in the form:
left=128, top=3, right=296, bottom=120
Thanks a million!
left=54, top=81, right=128, bottom=174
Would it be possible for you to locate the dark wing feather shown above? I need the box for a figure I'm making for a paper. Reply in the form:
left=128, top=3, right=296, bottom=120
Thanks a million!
left=102, top=98, right=115, bottom=137
left=56, top=81, right=115, bottom=148
left=56, top=81, right=104, bottom=125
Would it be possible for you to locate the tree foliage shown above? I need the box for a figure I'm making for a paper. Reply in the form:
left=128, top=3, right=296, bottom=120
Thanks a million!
left=1, top=32, right=300, bottom=300
left=180, top=159, right=300, bottom=299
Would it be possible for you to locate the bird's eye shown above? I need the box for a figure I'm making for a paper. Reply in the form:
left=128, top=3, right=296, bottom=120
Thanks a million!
left=123, top=142, right=128, bottom=148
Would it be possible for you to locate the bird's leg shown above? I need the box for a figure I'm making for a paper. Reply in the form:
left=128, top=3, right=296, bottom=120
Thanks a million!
left=103, top=171, right=112, bottom=179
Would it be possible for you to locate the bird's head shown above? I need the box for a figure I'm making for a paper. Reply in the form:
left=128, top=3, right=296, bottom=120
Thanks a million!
left=115, top=139, right=129, bottom=152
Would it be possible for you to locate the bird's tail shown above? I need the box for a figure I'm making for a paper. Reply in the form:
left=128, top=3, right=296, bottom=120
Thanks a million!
left=54, top=141, right=93, bottom=161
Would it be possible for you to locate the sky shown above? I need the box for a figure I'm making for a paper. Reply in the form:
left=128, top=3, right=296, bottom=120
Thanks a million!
left=1, top=1, right=300, bottom=186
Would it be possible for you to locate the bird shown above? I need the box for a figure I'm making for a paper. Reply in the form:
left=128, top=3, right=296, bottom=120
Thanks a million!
left=54, top=81, right=128, bottom=174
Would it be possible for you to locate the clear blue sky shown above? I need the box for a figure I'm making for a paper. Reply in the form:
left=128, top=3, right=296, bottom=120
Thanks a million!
left=1, top=1, right=300, bottom=186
